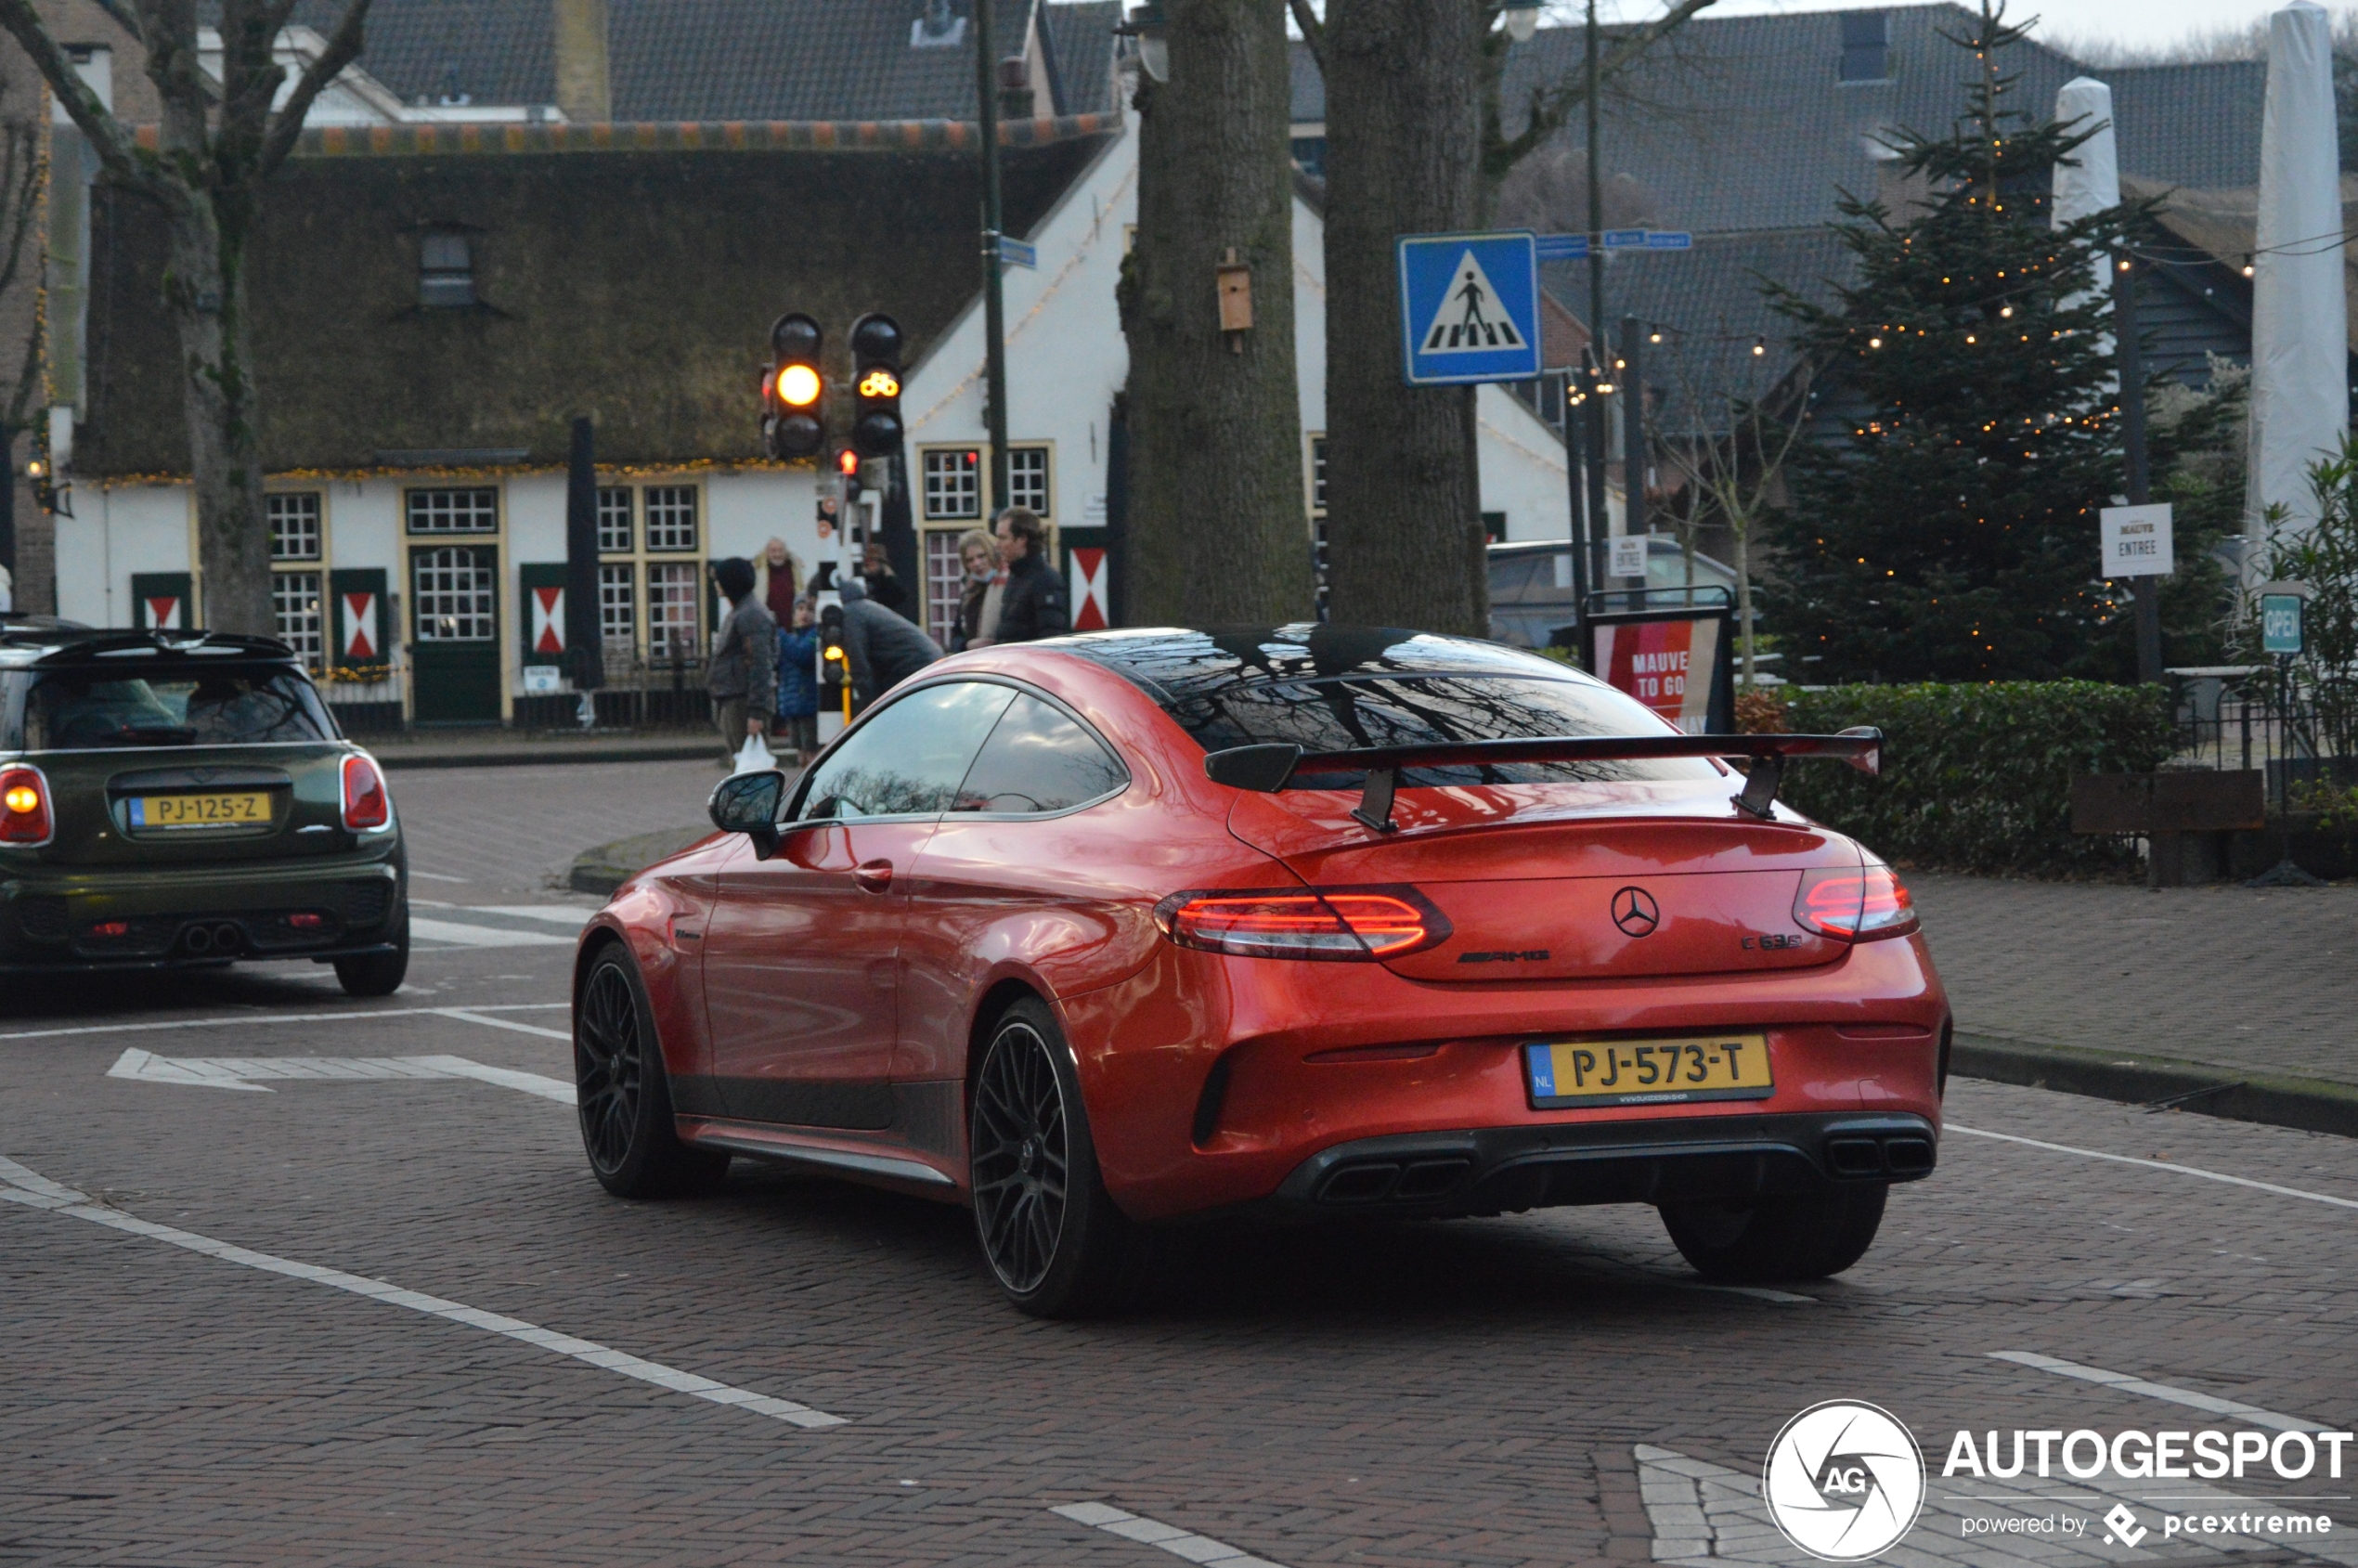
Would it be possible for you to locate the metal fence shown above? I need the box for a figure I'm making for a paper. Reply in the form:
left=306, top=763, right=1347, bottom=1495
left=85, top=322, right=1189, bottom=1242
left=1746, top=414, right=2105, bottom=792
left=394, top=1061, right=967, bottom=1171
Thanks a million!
left=2170, top=666, right=2358, bottom=810
left=325, top=646, right=721, bottom=737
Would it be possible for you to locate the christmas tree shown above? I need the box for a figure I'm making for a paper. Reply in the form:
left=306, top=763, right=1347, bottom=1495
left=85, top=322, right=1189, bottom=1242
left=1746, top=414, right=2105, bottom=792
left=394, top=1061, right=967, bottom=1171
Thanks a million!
left=1768, top=3, right=2144, bottom=682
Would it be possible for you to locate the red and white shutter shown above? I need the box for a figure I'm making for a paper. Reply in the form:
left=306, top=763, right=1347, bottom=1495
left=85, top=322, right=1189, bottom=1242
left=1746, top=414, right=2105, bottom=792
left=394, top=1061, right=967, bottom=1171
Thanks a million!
left=342, top=592, right=379, bottom=661
left=531, top=585, right=566, bottom=655
left=1069, top=548, right=1109, bottom=632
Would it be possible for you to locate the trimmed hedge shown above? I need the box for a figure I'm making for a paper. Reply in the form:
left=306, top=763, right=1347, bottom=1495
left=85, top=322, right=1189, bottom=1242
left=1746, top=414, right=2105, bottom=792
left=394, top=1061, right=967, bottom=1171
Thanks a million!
left=1777, top=682, right=2177, bottom=874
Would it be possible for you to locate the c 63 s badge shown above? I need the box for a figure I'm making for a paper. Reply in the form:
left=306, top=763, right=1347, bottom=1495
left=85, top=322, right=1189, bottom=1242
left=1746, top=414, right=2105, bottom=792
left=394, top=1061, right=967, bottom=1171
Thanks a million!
left=1743, top=933, right=1807, bottom=951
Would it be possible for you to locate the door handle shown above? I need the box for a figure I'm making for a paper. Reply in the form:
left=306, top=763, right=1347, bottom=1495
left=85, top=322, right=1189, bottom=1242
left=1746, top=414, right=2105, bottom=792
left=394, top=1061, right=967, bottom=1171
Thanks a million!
left=854, top=859, right=895, bottom=893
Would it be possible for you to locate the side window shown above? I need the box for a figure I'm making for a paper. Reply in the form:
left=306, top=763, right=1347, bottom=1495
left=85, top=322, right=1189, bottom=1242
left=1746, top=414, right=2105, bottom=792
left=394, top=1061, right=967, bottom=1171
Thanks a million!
left=796, top=681, right=1016, bottom=822
left=952, top=693, right=1127, bottom=815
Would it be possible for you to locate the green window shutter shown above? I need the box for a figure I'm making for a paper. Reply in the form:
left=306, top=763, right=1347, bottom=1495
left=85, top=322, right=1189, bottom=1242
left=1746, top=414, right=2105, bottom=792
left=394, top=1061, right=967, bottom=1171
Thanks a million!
left=129, top=573, right=194, bottom=632
left=327, top=568, right=391, bottom=670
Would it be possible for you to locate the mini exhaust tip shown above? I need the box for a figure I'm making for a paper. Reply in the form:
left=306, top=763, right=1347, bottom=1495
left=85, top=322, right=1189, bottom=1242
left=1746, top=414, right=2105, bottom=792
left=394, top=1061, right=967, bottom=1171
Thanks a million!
left=183, top=926, right=212, bottom=953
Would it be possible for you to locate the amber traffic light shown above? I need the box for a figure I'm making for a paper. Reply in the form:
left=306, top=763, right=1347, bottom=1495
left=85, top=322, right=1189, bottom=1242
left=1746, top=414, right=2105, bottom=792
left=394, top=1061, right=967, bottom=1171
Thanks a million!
left=849, top=313, right=904, bottom=459
left=764, top=312, right=824, bottom=460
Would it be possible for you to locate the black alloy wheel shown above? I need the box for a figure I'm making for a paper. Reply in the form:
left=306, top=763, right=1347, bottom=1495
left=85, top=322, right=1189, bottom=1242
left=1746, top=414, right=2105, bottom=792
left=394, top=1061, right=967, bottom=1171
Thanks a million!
left=967, top=996, right=1152, bottom=1316
left=574, top=947, right=730, bottom=1199
left=972, top=1014, right=1069, bottom=1294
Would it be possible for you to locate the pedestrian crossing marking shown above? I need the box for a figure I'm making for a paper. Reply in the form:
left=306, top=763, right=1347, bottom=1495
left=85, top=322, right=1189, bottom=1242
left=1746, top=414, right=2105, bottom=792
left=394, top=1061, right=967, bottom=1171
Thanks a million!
left=1419, top=249, right=1527, bottom=355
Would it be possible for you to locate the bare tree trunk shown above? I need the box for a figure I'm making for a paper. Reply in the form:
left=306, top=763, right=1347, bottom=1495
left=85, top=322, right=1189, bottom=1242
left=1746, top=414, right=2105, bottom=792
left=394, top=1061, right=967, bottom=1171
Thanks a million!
left=168, top=191, right=272, bottom=634
left=1117, top=0, right=1313, bottom=626
left=1322, top=0, right=1487, bottom=635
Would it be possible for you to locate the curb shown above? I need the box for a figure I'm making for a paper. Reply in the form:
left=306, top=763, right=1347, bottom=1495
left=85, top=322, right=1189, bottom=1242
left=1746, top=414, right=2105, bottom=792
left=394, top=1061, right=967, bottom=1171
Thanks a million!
left=1952, top=1031, right=2358, bottom=1140
left=379, top=743, right=720, bottom=771
left=570, top=824, right=715, bottom=897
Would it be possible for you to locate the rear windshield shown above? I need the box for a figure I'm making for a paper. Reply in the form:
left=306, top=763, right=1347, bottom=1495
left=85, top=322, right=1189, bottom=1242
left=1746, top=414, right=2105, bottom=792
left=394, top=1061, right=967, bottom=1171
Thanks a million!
left=6, top=664, right=339, bottom=751
left=1162, top=673, right=1719, bottom=787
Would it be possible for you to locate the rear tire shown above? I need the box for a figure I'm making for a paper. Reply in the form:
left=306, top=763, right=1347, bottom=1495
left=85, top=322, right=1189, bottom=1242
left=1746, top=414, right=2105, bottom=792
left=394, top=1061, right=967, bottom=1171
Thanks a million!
left=575, top=945, right=731, bottom=1199
left=969, top=996, right=1152, bottom=1317
left=332, top=900, right=409, bottom=997
left=1660, top=1185, right=1888, bottom=1283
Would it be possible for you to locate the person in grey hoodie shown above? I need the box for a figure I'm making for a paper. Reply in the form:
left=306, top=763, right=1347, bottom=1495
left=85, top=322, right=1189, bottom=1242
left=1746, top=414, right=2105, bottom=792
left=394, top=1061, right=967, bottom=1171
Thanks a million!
left=838, top=577, right=942, bottom=710
left=706, top=557, right=778, bottom=763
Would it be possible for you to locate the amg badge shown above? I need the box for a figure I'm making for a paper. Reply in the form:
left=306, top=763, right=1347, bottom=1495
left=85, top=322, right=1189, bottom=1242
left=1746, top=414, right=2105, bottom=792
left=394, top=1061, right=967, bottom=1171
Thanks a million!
left=1458, top=949, right=1551, bottom=964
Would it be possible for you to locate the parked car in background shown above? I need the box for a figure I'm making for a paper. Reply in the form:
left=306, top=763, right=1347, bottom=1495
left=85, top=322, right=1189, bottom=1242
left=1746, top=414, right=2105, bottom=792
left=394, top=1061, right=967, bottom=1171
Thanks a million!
left=0, top=625, right=408, bottom=996
left=1487, top=538, right=1740, bottom=651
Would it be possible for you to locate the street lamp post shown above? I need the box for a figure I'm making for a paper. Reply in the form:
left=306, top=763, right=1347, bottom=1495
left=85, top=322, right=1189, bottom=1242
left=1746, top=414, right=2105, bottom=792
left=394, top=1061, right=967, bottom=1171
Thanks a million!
left=975, top=0, right=1012, bottom=517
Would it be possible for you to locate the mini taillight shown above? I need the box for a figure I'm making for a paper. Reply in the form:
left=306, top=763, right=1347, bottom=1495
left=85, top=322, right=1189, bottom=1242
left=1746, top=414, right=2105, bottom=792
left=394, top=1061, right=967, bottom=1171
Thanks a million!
left=289, top=912, right=327, bottom=929
left=341, top=754, right=390, bottom=831
left=0, top=765, right=52, bottom=847
left=1153, top=886, right=1451, bottom=962
left=89, top=920, right=129, bottom=939
left=1794, top=860, right=1918, bottom=941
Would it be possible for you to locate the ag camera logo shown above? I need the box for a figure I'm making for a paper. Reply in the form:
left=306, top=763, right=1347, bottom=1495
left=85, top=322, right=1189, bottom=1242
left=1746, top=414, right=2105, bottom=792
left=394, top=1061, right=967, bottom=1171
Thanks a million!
left=1763, top=1400, right=1927, bottom=1560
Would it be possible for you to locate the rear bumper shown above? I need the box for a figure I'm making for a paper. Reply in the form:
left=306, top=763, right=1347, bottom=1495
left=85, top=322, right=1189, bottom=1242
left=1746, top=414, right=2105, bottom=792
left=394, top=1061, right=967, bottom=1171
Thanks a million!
left=1261, top=1111, right=1937, bottom=1220
left=0, top=848, right=402, bottom=968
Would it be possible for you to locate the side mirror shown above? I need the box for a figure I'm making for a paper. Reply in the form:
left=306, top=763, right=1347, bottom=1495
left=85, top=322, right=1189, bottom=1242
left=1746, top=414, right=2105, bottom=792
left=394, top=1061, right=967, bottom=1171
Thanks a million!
left=708, top=769, right=786, bottom=859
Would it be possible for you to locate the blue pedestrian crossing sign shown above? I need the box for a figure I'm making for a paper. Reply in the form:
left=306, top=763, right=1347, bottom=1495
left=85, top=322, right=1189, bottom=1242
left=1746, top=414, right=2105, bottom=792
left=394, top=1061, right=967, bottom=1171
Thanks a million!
left=1397, top=230, right=1543, bottom=385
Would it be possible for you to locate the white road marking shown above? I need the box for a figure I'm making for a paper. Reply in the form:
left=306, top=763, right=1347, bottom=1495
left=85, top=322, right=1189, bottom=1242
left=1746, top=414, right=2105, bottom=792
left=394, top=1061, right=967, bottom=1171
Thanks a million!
left=429, top=1007, right=572, bottom=1042
left=109, top=1047, right=575, bottom=1103
left=407, top=870, right=472, bottom=883
left=1990, top=1352, right=2332, bottom=1434
left=463, top=905, right=598, bottom=926
left=1635, top=1441, right=2358, bottom=1566
left=1948, top=1122, right=2358, bottom=1212
left=1051, top=1502, right=1289, bottom=1567
left=409, top=915, right=576, bottom=948
left=0, top=1003, right=567, bottom=1043
left=0, top=1154, right=843, bottom=1430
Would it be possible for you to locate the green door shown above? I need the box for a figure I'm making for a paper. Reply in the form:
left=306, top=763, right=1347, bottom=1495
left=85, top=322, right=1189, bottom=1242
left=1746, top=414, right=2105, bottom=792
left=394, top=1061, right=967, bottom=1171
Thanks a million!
left=409, top=543, right=501, bottom=722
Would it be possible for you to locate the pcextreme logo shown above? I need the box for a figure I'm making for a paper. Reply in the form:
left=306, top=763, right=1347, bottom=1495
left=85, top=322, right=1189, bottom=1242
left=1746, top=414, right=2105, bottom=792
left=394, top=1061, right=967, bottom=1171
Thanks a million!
left=1761, top=1400, right=1928, bottom=1561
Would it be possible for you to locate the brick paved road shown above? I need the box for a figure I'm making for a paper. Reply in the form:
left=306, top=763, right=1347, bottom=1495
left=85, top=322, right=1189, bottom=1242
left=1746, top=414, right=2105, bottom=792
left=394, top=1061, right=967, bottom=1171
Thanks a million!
left=4, top=763, right=2355, bottom=1565
left=1911, top=875, right=2358, bottom=1087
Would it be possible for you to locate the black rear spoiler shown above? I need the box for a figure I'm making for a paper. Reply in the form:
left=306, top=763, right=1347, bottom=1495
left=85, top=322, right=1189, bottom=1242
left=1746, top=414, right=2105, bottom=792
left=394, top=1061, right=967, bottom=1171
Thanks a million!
left=1202, top=729, right=1883, bottom=833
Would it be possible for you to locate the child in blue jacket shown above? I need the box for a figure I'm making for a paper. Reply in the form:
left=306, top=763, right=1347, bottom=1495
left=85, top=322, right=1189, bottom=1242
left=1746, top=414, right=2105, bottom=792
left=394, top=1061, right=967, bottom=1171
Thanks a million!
left=775, top=595, right=822, bottom=764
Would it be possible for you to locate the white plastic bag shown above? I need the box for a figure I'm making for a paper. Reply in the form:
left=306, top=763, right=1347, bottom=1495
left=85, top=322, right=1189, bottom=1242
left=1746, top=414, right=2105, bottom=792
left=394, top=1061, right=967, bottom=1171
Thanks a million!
left=732, top=732, right=775, bottom=774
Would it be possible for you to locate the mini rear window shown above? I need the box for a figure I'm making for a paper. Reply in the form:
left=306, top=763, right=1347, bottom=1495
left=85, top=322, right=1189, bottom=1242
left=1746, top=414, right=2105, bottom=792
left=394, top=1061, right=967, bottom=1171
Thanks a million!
left=1161, top=673, right=1718, bottom=787
left=8, top=664, right=338, bottom=751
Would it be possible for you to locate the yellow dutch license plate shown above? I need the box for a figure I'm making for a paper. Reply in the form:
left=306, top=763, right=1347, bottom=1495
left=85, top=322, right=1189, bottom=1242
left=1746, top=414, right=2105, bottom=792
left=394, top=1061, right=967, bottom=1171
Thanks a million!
left=1524, top=1032, right=1773, bottom=1108
left=130, top=792, right=271, bottom=829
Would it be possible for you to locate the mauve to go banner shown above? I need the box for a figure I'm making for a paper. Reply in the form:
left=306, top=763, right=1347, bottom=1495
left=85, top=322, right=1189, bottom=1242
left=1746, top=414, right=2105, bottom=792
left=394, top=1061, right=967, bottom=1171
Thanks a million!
left=1595, top=614, right=1723, bottom=732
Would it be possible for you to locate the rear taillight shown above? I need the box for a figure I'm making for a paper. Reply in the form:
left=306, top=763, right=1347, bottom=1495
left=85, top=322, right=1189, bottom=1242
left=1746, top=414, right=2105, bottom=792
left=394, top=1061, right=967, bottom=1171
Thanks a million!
left=1153, top=886, right=1451, bottom=961
left=341, top=754, right=390, bottom=831
left=0, top=764, right=53, bottom=847
left=1794, top=860, right=1918, bottom=941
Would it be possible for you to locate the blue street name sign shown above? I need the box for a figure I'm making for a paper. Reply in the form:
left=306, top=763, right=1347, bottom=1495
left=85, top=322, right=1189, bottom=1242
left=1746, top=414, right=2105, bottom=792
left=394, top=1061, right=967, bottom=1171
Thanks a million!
left=996, top=237, right=1038, bottom=269
left=1397, top=230, right=1543, bottom=386
left=1534, top=229, right=1694, bottom=260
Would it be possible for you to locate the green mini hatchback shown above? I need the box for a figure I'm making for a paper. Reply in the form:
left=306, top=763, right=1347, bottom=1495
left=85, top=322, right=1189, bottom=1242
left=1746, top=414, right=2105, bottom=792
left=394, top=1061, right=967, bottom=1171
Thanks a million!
left=0, top=621, right=408, bottom=996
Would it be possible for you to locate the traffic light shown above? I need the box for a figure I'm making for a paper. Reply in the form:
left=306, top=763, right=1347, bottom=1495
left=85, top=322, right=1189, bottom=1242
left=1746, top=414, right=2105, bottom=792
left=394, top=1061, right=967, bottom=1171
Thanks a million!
left=849, top=313, right=904, bottom=459
left=765, top=312, right=824, bottom=460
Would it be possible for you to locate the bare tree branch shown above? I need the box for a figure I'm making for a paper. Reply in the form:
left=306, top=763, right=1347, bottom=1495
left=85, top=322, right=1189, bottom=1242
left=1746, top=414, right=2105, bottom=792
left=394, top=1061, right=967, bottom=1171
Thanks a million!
left=259, top=0, right=372, bottom=175
left=1288, top=0, right=1327, bottom=74
left=0, top=0, right=153, bottom=189
left=1480, top=0, right=1717, bottom=187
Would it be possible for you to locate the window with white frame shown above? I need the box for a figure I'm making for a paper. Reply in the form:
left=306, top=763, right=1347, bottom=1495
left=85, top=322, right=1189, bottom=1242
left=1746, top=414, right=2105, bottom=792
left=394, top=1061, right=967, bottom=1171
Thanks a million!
left=1007, top=446, right=1051, bottom=517
left=596, top=486, right=633, bottom=554
left=1309, top=434, right=1328, bottom=514
left=268, top=492, right=322, bottom=561
left=598, top=564, right=636, bottom=645
left=273, top=571, right=323, bottom=668
left=647, top=562, right=700, bottom=655
left=923, top=447, right=981, bottom=520
left=924, top=532, right=966, bottom=649
left=406, top=487, right=499, bottom=533
left=643, top=486, right=699, bottom=552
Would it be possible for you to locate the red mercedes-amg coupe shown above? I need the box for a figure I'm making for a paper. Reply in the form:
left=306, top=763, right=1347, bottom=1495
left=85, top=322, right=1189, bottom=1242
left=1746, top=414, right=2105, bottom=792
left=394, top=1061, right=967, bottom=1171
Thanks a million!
left=571, top=627, right=1947, bottom=1315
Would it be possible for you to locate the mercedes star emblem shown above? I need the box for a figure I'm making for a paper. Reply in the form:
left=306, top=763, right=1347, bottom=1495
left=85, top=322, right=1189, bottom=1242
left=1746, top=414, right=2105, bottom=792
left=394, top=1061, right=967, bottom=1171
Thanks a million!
left=1611, top=886, right=1660, bottom=938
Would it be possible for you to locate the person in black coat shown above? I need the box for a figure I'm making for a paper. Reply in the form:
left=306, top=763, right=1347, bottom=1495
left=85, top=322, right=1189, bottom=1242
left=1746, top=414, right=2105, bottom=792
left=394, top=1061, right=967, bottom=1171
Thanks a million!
left=990, top=507, right=1069, bottom=643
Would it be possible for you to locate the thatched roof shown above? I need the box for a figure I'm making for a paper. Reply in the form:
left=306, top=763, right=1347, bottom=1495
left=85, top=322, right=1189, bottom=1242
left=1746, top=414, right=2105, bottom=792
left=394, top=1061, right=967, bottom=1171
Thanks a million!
left=77, top=123, right=1113, bottom=477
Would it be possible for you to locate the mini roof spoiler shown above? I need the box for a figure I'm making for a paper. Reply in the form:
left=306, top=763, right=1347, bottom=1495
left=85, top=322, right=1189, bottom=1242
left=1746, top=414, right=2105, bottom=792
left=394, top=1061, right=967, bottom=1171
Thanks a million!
left=1201, top=729, right=1884, bottom=833
left=26, top=630, right=298, bottom=664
